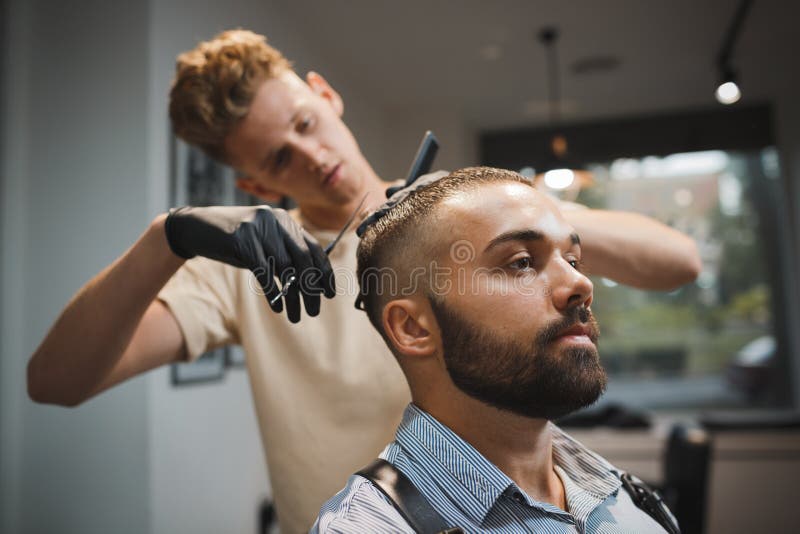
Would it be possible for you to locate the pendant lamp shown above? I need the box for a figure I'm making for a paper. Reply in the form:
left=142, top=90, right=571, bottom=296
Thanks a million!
left=534, top=27, right=593, bottom=201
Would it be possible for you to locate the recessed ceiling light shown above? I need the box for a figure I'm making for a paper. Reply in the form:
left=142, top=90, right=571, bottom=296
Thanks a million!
left=522, top=99, right=577, bottom=117
left=570, top=55, right=621, bottom=75
left=479, top=43, right=503, bottom=61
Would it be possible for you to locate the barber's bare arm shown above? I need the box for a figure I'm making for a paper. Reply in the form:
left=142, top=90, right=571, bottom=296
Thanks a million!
left=28, top=206, right=335, bottom=407
left=561, top=208, right=701, bottom=290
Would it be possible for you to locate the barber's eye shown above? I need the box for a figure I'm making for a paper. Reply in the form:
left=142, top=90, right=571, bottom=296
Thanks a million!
left=298, top=115, right=313, bottom=133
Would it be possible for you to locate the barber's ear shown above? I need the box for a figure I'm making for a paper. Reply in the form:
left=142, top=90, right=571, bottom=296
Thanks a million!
left=306, top=71, right=344, bottom=117
left=383, top=299, right=438, bottom=358
left=235, top=176, right=284, bottom=204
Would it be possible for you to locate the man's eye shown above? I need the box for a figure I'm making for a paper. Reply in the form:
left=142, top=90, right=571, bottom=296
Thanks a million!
left=568, top=259, right=582, bottom=271
left=509, top=257, right=534, bottom=271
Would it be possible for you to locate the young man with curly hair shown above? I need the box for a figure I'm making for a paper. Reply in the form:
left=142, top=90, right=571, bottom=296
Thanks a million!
left=28, top=30, right=699, bottom=532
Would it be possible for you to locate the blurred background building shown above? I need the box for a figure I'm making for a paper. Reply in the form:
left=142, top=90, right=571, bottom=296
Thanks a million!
left=1, top=1, right=798, bottom=533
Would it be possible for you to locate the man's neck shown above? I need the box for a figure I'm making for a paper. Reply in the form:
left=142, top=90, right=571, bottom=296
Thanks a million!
left=416, top=393, right=567, bottom=511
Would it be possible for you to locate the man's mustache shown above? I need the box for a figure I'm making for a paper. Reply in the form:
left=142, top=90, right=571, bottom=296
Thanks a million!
left=535, top=306, right=600, bottom=348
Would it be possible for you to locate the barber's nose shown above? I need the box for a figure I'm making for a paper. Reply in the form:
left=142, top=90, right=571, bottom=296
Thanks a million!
left=294, top=138, right=327, bottom=171
left=551, top=260, right=593, bottom=312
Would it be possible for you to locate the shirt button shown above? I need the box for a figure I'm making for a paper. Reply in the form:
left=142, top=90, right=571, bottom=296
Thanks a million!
left=512, top=491, right=525, bottom=504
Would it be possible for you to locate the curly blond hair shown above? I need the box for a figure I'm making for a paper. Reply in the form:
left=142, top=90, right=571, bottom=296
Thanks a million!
left=169, top=29, right=291, bottom=161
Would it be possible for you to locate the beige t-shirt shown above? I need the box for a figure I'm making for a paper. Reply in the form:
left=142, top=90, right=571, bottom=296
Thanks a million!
left=158, top=214, right=411, bottom=534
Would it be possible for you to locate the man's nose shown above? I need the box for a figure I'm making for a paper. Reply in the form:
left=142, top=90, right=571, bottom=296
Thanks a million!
left=550, top=259, right=593, bottom=312
left=293, top=137, right=327, bottom=171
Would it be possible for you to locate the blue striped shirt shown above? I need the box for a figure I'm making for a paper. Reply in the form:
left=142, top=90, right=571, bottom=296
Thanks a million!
left=312, top=404, right=669, bottom=533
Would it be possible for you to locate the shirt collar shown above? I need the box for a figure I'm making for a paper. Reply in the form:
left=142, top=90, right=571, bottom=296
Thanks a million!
left=394, top=404, right=621, bottom=524
left=395, top=404, right=511, bottom=523
left=549, top=422, right=622, bottom=500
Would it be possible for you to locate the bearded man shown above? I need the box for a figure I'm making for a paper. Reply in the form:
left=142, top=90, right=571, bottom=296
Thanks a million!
left=314, top=167, right=677, bottom=533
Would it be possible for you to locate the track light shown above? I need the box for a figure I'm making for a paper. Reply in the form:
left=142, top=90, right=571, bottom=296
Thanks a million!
left=715, top=65, right=741, bottom=105
left=715, top=80, right=741, bottom=105
left=533, top=27, right=594, bottom=200
left=714, top=0, right=752, bottom=106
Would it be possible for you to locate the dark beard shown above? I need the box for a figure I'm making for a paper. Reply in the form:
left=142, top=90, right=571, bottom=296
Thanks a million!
left=429, top=298, right=607, bottom=421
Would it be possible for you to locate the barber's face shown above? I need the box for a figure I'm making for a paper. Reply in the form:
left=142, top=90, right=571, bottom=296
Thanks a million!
left=429, top=182, right=606, bottom=420
left=223, top=71, right=366, bottom=208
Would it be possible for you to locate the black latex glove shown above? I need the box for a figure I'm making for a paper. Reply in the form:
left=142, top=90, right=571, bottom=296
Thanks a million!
left=164, top=205, right=336, bottom=323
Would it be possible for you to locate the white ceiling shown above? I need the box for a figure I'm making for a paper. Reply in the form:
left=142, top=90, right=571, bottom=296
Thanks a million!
left=280, top=0, right=797, bottom=131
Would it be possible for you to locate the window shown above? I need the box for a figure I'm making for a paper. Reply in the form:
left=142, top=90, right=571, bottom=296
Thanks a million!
left=480, top=105, right=793, bottom=410
left=570, top=149, right=784, bottom=410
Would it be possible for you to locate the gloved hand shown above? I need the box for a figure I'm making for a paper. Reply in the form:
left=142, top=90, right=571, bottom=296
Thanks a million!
left=164, top=205, right=336, bottom=323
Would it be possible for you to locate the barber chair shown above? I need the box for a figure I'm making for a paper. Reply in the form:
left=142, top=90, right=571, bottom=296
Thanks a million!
left=662, top=425, right=711, bottom=534
left=663, top=411, right=800, bottom=534
left=259, top=499, right=276, bottom=534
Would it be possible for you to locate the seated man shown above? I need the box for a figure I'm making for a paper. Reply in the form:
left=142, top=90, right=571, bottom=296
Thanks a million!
left=313, top=167, right=677, bottom=533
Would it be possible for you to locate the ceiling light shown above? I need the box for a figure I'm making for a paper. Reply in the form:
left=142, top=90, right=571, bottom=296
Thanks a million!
left=714, top=0, right=752, bottom=105
left=533, top=26, right=593, bottom=198
left=715, top=80, right=741, bottom=105
left=570, top=55, right=621, bottom=76
left=479, top=44, right=502, bottom=62
left=543, top=169, right=575, bottom=190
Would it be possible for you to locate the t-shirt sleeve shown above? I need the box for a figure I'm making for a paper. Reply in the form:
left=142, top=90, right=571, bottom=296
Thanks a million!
left=157, top=257, right=241, bottom=361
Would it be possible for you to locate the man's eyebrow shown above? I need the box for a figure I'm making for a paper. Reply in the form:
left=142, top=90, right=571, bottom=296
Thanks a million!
left=484, top=229, right=545, bottom=253
left=259, top=111, right=301, bottom=170
left=483, top=230, right=581, bottom=253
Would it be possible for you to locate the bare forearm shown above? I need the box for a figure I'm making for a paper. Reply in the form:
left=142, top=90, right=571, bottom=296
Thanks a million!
left=27, top=214, right=185, bottom=405
left=564, top=209, right=701, bottom=290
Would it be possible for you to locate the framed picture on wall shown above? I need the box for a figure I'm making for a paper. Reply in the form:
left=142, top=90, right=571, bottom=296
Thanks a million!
left=168, top=136, right=239, bottom=386
left=225, top=345, right=247, bottom=368
left=170, top=135, right=237, bottom=208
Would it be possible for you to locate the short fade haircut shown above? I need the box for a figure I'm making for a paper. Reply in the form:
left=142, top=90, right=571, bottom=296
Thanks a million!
left=356, top=166, right=532, bottom=341
left=169, top=29, right=292, bottom=162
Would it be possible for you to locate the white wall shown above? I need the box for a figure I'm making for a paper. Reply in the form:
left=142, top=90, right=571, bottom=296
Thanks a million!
left=2, top=1, right=153, bottom=533
left=1, top=1, right=395, bottom=533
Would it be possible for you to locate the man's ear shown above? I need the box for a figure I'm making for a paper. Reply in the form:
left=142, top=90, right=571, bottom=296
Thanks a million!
left=235, top=176, right=284, bottom=204
left=382, top=298, right=438, bottom=359
left=306, top=71, right=344, bottom=117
